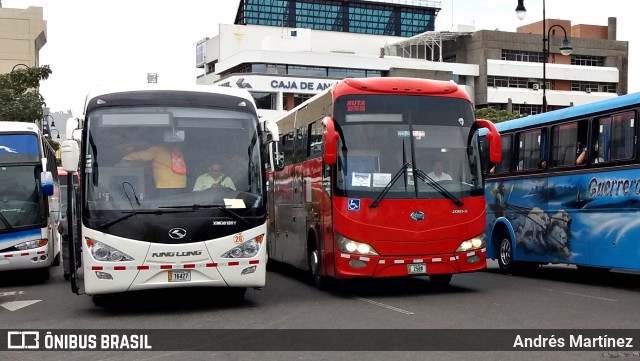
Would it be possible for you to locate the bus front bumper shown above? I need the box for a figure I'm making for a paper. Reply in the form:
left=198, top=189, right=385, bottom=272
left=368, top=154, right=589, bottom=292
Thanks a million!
left=0, top=246, right=52, bottom=271
left=334, top=248, right=486, bottom=278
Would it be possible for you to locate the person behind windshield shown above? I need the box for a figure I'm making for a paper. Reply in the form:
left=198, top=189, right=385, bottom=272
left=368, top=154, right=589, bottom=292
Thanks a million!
left=193, top=161, right=236, bottom=191
left=426, top=160, right=452, bottom=181
left=120, top=137, right=187, bottom=195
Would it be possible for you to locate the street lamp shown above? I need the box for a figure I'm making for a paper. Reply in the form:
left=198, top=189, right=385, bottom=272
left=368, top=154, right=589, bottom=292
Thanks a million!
left=516, top=0, right=573, bottom=113
left=49, top=129, right=61, bottom=139
left=11, top=63, right=29, bottom=71
left=42, top=114, right=55, bottom=136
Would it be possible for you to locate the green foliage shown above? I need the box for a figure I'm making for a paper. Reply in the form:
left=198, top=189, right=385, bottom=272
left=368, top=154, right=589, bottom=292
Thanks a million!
left=0, top=65, right=52, bottom=123
left=475, top=107, right=525, bottom=123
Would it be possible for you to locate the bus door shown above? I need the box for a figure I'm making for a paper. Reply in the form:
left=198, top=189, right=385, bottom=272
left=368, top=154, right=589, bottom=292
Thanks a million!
left=271, top=132, right=295, bottom=263
left=289, top=126, right=309, bottom=269
left=67, top=172, right=84, bottom=295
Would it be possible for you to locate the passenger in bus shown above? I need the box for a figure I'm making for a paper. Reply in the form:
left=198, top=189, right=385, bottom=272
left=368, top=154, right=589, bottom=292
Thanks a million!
left=427, top=160, right=452, bottom=181
left=193, top=161, right=236, bottom=191
left=537, top=160, right=548, bottom=170
left=120, top=142, right=187, bottom=195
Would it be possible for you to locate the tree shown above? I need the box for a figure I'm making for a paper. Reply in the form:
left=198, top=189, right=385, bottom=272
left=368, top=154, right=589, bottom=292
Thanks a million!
left=46, top=137, right=62, bottom=166
left=0, top=65, right=52, bottom=122
left=475, top=107, right=525, bottom=123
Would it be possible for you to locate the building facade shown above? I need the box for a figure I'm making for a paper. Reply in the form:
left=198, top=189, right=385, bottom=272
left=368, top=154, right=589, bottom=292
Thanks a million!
left=0, top=5, right=47, bottom=74
left=196, top=0, right=628, bottom=120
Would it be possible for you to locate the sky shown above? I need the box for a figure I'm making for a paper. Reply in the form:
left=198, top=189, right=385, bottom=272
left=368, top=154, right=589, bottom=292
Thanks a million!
left=4, top=0, right=639, bottom=116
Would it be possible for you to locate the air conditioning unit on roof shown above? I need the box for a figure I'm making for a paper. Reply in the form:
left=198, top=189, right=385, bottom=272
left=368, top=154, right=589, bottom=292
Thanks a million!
left=532, top=83, right=540, bottom=90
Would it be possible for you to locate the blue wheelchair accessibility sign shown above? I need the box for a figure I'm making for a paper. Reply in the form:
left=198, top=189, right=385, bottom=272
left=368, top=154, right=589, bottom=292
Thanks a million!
left=347, top=198, right=360, bottom=211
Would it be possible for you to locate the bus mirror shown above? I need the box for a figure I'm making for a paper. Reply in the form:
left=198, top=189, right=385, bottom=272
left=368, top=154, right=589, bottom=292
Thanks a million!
left=41, top=171, right=54, bottom=196
left=476, top=119, right=502, bottom=164
left=264, top=120, right=280, bottom=144
left=61, top=140, right=80, bottom=173
left=269, top=142, right=284, bottom=172
left=322, top=116, right=338, bottom=165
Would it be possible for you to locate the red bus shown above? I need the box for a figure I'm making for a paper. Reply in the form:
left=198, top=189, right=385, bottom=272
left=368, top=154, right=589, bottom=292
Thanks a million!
left=266, top=77, right=501, bottom=289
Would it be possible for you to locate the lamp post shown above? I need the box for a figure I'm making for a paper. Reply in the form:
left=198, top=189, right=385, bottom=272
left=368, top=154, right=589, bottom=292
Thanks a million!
left=49, top=129, right=61, bottom=140
left=42, top=114, right=55, bottom=136
left=11, top=63, right=29, bottom=71
left=516, top=0, right=573, bottom=113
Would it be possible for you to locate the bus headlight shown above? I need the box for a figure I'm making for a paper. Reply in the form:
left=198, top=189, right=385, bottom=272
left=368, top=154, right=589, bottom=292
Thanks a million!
left=456, top=234, right=486, bottom=252
left=221, top=235, right=264, bottom=259
left=14, top=239, right=48, bottom=251
left=336, top=233, right=378, bottom=256
left=86, top=238, right=134, bottom=262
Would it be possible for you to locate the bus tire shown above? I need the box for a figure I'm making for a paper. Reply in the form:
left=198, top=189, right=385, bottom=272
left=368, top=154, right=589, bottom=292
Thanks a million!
left=497, top=230, right=514, bottom=274
left=429, top=274, right=452, bottom=289
left=577, top=265, right=611, bottom=274
left=309, top=245, right=332, bottom=291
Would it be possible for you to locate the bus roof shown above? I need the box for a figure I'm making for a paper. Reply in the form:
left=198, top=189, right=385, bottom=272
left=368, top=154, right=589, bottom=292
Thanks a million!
left=495, top=92, right=640, bottom=132
left=82, top=84, right=257, bottom=115
left=0, top=121, right=42, bottom=134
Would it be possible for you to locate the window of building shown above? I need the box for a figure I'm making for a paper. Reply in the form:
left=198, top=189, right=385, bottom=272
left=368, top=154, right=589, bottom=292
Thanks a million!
left=512, top=103, right=542, bottom=116
left=501, top=50, right=544, bottom=63
left=250, top=91, right=277, bottom=110
left=283, top=93, right=313, bottom=111
left=571, top=55, right=605, bottom=67
left=570, top=81, right=617, bottom=93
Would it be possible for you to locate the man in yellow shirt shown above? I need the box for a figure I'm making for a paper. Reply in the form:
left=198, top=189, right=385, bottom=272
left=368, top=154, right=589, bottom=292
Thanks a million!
left=193, top=161, right=236, bottom=191
left=122, top=145, right=187, bottom=193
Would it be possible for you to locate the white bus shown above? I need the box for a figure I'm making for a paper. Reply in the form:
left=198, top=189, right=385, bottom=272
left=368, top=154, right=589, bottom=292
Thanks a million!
left=0, top=121, right=60, bottom=280
left=60, top=84, right=279, bottom=305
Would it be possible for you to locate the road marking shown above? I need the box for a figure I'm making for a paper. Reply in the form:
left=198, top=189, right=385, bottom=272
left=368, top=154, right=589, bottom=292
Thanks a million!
left=534, top=287, right=618, bottom=302
left=1, top=300, right=41, bottom=311
left=354, top=297, right=415, bottom=315
left=0, top=291, right=25, bottom=297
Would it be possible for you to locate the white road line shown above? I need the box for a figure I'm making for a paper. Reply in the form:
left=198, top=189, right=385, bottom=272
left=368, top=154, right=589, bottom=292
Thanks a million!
left=534, top=287, right=618, bottom=302
left=354, top=297, right=415, bottom=315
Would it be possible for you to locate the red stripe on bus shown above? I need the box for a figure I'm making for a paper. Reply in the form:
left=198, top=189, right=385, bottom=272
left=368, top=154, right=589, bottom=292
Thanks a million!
left=4, top=255, right=13, bottom=258
left=20, top=253, right=29, bottom=256
left=92, top=266, right=103, bottom=271
left=206, top=263, right=218, bottom=267
left=137, top=265, right=150, bottom=270
left=249, top=260, right=260, bottom=265
left=183, top=264, right=196, bottom=269
left=113, top=266, right=126, bottom=271
left=160, top=265, right=173, bottom=269
left=37, top=251, right=46, bottom=255
left=228, top=261, right=240, bottom=266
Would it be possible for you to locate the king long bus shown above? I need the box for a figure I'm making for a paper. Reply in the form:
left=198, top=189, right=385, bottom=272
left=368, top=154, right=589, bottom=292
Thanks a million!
left=265, top=77, right=502, bottom=289
left=0, top=121, right=59, bottom=280
left=482, top=91, right=640, bottom=275
left=60, top=84, right=279, bottom=305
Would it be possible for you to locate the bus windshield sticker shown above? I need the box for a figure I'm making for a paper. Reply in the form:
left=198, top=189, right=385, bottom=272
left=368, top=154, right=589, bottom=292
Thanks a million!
left=372, top=173, right=392, bottom=187
left=398, top=130, right=410, bottom=137
left=223, top=198, right=246, bottom=209
left=413, top=130, right=425, bottom=139
left=352, top=172, right=371, bottom=187
left=347, top=198, right=360, bottom=211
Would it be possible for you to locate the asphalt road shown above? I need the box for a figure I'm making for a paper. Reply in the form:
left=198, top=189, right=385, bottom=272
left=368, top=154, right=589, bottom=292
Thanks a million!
left=1, top=260, right=639, bottom=361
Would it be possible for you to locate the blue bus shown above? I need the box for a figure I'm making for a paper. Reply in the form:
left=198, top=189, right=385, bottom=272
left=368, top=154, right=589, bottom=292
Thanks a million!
left=482, top=92, right=640, bottom=273
left=0, top=121, right=59, bottom=279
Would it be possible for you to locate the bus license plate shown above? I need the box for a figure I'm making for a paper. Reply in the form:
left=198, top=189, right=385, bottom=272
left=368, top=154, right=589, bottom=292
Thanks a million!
left=407, top=263, right=426, bottom=274
left=168, top=270, right=191, bottom=282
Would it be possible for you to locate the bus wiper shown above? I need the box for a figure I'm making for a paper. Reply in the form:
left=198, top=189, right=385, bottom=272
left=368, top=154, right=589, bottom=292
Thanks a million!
left=370, top=162, right=410, bottom=208
left=0, top=212, right=13, bottom=231
left=98, top=209, right=195, bottom=230
left=160, top=204, right=250, bottom=227
left=413, top=168, right=464, bottom=207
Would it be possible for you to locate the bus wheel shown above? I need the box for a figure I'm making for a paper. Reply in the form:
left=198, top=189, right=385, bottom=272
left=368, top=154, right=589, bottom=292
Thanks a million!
left=309, top=247, right=332, bottom=291
left=429, top=274, right=452, bottom=289
left=498, top=230, right=514, bottom=273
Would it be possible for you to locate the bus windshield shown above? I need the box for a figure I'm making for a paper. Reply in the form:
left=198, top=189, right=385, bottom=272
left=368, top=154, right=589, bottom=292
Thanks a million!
left=83, top=106, right=263, bottom=220
left=0, top=165, right=46, bottom=231
left=333, top=94, right=483, bottom=199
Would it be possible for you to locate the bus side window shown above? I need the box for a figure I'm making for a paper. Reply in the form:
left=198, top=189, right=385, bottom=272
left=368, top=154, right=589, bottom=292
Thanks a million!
left=489, top=134, right=511, bottom=174
left=594, top=111, right=636, bottom=162
left=515, top=128, right=541, bottom=171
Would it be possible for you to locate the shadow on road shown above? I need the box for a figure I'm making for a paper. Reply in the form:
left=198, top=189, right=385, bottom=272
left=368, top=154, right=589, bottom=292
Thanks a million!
left=483, top=263, right=640, bottom=291
left=267, top=259, right=479, bottom=297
